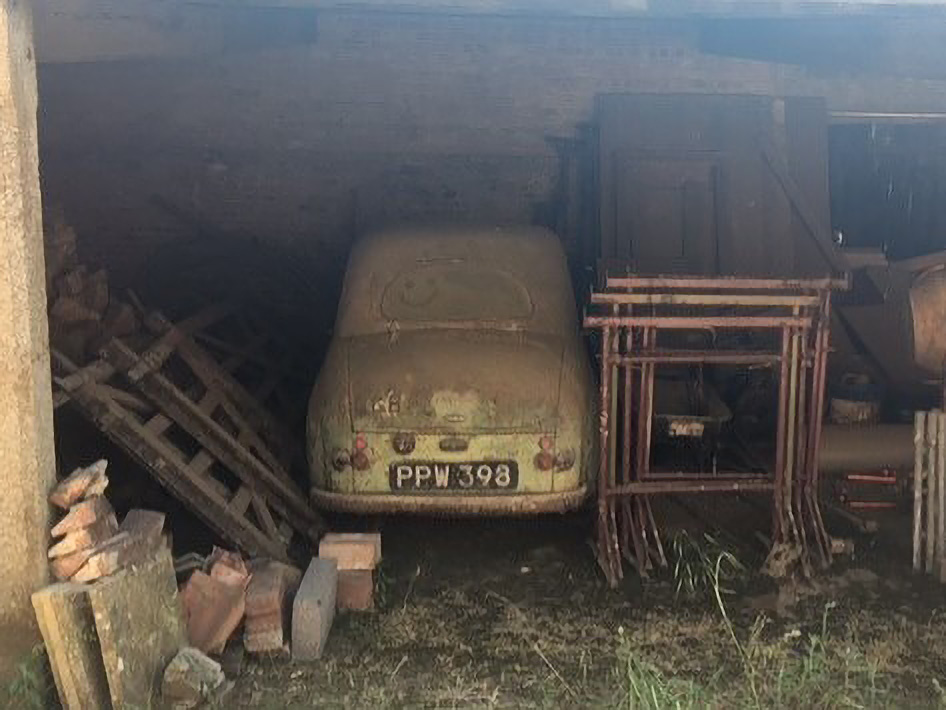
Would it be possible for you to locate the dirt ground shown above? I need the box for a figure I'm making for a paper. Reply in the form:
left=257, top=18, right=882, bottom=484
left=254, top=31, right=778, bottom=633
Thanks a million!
left=230, top=508, right=946, bottom=709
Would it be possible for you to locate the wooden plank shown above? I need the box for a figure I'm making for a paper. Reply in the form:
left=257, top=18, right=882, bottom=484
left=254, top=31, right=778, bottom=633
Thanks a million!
left=227, top=486, right=254, bottom=516
left=761, top=144, right=849, bottom=275
left=57, top=379, right=289, bottom=561
left=252, top=494, right=281, bottom=540
left=104, top=340, right=322, bottom=539
left=127, top=304, right=232, bottom=381
left=914, top=410, right=927, bottom=573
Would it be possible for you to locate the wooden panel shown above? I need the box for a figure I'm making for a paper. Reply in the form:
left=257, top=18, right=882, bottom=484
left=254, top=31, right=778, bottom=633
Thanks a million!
left=614, top=156, right=719, bottom=274
left=597, top=93, right=839, bottom=277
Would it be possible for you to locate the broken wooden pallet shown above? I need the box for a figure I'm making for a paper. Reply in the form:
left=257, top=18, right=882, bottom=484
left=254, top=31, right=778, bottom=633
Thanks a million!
left=51, top=308, right=323, bottom=561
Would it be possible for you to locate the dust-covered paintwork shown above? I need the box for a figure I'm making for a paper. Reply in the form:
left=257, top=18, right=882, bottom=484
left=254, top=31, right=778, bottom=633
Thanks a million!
left=307, top=225, right=595, bottom=514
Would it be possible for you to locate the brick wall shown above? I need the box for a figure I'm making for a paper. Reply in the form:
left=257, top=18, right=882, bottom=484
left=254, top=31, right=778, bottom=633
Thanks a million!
left=36, top=10, right=946, bottom=289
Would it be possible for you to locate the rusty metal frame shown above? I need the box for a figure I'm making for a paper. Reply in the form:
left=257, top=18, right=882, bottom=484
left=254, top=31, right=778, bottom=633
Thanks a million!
left=584, top=274, right=838, bottom=586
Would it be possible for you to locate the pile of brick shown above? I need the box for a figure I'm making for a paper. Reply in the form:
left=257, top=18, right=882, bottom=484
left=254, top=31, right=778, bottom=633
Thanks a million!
left=44, top=213, right=139, bottom=365
left=47, top=460, right=165, bottom=583
left=175, top=531, right=382, bottom=664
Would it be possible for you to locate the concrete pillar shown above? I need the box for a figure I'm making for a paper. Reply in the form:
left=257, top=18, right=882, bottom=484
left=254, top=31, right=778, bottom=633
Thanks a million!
left=0, top=0, right=55, bottom=679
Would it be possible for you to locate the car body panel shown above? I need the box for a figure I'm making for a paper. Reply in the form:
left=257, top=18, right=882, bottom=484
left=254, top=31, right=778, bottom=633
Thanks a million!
left=307, top=225, right=595, bottom=515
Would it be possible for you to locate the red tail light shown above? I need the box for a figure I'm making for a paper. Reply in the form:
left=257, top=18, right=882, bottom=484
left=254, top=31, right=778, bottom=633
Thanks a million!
left=534, top=451, right=555, bottom=471
left=354, top=434, right=368, bottom=450
left=351, top=450, right=370, bottom=471
left=539, top=435, right=554, bottom=451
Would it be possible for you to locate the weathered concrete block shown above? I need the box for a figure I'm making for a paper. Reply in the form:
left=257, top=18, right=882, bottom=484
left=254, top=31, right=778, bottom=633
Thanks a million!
left=318, top=532, right=381, bottom=571
left=179, top=570, right=245, bottom=655
left=49, top=459, right=109, bottom=510
left=47, top=514, right=118, bottom=559
left=31, top=583, right=111, bottom=710
left=292, top=557, right=337, bottom=661
left=118, top=508, right=165, bottom=540
left=336, top=569, right=374, bottom=611
left=51, top=496, right=115, bottom=537
left=88, top=544, right=186, bottom=709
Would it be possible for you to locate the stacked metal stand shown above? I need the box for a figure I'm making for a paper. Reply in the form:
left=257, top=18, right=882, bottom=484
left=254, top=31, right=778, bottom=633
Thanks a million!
left=584, top=274, right=841, bottom=586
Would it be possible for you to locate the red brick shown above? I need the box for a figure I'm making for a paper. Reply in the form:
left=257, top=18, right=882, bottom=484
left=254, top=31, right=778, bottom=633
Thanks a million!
left=51, top=496, right=115, bottom=537
left=49, top=460, right=109, bottom=510
left=71, top=528, right=164, bottom=583
left=49, top=547, right=95, bottom=581
left=336, top=570, right=374, bottom=611
left=208, top=547, right=250, bottom=589
left=47, top=513, right=118, bottom=559
left=179, top=570, right=246, bottom=655
left=243, top=561, right=301, bottom=654
left=318, top=533, right=382, bottom=571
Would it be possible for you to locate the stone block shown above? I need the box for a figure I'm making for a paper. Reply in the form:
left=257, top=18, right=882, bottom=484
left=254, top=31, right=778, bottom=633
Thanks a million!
left=47, top=513, right=118, bottom=559
left=31, top=583, right=111, bottom=710
left=292, top=557, right=337, bottom=661
left=87, top=544, right=185, bottom=709
left=51, top=496, right=115, bottom=537
left=336, top=570, right=374, bottom=611
left=318, top=532, right=381, bottom=570
left=48, top=459, right=109, bottom=510
left=179, top=570, right=245, bottom=655
left=162, top=646, right=227, bottom=709
left=119, top=508, right=165, bottom=540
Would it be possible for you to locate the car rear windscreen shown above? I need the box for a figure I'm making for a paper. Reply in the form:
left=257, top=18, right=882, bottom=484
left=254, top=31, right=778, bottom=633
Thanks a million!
left=381, top=261, right=533, bottom=323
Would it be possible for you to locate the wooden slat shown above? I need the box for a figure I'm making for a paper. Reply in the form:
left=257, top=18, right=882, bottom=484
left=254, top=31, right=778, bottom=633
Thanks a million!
left=144, top=311, right=295, bottom=464
left=57, top=378, right=289, bottom=561
left=127, top=303, right=233, bottom=381
left=104, top=340, right=323, bottom=540
left=227, top=486, right=254, bottom=517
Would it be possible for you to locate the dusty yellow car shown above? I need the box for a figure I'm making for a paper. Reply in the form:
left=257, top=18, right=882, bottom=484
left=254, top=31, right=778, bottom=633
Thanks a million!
left=307, top=225, right=595, bottom=514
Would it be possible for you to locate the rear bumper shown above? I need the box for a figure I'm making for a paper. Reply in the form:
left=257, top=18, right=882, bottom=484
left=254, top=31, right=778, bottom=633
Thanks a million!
left=310, top=485, right=589, bottom=515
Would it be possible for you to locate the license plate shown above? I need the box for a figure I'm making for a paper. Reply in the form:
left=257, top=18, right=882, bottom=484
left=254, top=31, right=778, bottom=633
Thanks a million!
left=389, top=461, right=519, bottom=491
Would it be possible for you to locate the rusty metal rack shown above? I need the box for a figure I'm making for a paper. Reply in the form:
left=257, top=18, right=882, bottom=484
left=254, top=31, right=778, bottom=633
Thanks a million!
left=584, top=274, right=843, bottom=586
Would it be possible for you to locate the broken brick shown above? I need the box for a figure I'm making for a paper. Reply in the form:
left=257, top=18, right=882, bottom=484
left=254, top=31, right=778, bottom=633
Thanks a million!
left=292, top=557, right=337, bottom=661
left=71, top=527, right=162, bottom=583
left=49, top=547, right=95, bottom=582
left=318, top=532, right=381, bottom=571
left=336, top=569, right=374, bottom=611
left=179, top=570, right=245, bottom=655
left=244, top=611, right=290, bottom=655
left=51, top=496, right=115, bottom=537
left=48, top=459, right=109, bottom=510
left=47, top=513, right=118, bottom=559
left=208, top=547, right=250, bottom=589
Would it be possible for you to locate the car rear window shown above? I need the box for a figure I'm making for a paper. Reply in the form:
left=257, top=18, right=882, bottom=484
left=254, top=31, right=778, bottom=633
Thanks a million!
left=381, top=261, right=533, bottom=323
